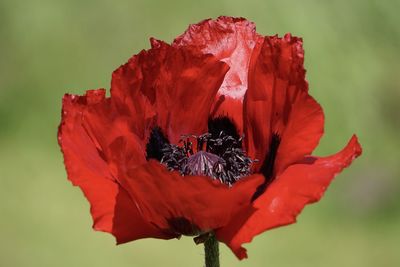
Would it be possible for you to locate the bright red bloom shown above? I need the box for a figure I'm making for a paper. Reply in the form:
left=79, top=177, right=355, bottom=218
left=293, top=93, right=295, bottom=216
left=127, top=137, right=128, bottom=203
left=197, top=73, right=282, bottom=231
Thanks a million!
left=58, top=16, right=362, bottom=259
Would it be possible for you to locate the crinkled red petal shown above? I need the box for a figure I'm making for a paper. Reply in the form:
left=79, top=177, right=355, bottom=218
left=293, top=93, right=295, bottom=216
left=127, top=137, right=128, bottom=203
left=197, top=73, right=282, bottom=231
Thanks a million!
left=244, top=34, right=322, bottom=173
left=173, top=16, right=263, bottom=133
left=274, top=91, right=324, bottom=174
left=110, top=61, right=156, bottom=141
left=216, top=135, right=362, bottom=259
left=81, top=96, right=147, bottom=173
left=118, top=160, right=264, bottom=234
left=58, top=91, right=175, bottom=243
left=112, top=39, right=229, bottom=143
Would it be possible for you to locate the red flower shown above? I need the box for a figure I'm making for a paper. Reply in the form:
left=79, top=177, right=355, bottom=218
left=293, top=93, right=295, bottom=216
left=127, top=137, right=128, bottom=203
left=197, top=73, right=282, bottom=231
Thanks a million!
left=58, top=16, right=362, bottom=259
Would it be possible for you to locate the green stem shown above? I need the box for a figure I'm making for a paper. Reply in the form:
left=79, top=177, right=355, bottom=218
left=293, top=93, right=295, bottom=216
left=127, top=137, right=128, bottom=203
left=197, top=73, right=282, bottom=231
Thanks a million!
left=204, top=234, right=219, bottom=267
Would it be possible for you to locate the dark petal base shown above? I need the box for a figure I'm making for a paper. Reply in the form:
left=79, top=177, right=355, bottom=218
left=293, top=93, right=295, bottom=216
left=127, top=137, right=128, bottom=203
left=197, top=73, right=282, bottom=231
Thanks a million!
left=251, top=133, right=281, bottom=201
left=167, top=217, right=202, bottom=236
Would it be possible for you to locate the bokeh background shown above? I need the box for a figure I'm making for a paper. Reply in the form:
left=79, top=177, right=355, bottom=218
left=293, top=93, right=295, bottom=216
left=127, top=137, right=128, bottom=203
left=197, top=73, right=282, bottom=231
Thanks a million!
left=1, top=0, right=399, bottom=266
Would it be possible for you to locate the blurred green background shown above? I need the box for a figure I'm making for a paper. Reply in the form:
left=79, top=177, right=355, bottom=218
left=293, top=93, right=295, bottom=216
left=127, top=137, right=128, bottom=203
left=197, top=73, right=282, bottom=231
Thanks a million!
left=1, top=0, right=399, bottom=266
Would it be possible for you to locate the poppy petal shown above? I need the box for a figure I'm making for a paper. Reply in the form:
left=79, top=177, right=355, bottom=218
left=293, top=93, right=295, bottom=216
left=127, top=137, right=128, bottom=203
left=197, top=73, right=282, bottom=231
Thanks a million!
left=244, top=34, right=322, bottom=173
left=81, top=97, right=147, bottom=172
left=110, top=51, right=157, bottom=141
left=173, top=16, right=261, bottom=100
left=173, top=16, right=263, bottom=133
left=58, top=92, right=174, bottom=243
left=274, top=92, right=324, bottom=174
left=118, top=160, right=264, bottom=235
left=111, top=39, right=229, bottom=144
left=216, top=135, right=362, bottom=259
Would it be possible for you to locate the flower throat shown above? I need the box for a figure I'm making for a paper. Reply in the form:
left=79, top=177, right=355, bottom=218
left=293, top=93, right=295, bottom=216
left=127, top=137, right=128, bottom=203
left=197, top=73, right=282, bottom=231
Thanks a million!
left=146, top=117, right=255, bottom=186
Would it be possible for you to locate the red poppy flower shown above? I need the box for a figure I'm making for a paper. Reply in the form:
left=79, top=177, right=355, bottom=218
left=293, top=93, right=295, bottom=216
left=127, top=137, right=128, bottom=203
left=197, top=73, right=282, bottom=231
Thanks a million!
left=58, top=16, right=362, bottom=260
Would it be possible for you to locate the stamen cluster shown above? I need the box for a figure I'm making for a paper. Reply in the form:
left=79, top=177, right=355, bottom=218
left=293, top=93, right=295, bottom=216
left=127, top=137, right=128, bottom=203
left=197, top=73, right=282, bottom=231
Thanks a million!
left=161, top=131, right=254, bottom=185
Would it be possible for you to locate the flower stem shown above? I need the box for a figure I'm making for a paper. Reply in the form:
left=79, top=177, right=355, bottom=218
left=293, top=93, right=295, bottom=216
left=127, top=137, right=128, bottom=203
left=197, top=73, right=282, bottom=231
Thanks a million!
left=204, top=234, right=219, bottom=267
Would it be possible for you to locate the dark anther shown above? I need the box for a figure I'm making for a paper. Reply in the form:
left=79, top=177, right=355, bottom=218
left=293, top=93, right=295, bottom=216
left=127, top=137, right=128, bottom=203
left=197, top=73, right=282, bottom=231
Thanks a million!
left=161, top=144, right=187, bottom=173
left=207, top=116, right=242, bottom=157
left=251, top=133, right=281, bottom=201
left=196, top=133, right=211, bottom=152
left=182, top=137, right=194, bottom=156
left=146, top=126, right=170, bottom=161
left=208, top=116, right=241, bottom=144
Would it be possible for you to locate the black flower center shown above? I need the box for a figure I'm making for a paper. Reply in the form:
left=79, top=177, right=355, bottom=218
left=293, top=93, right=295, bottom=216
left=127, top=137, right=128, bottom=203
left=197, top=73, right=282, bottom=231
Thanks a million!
left=146, top=117, right=255, bottom=186
left=251, top=133, right=281, bottom=201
